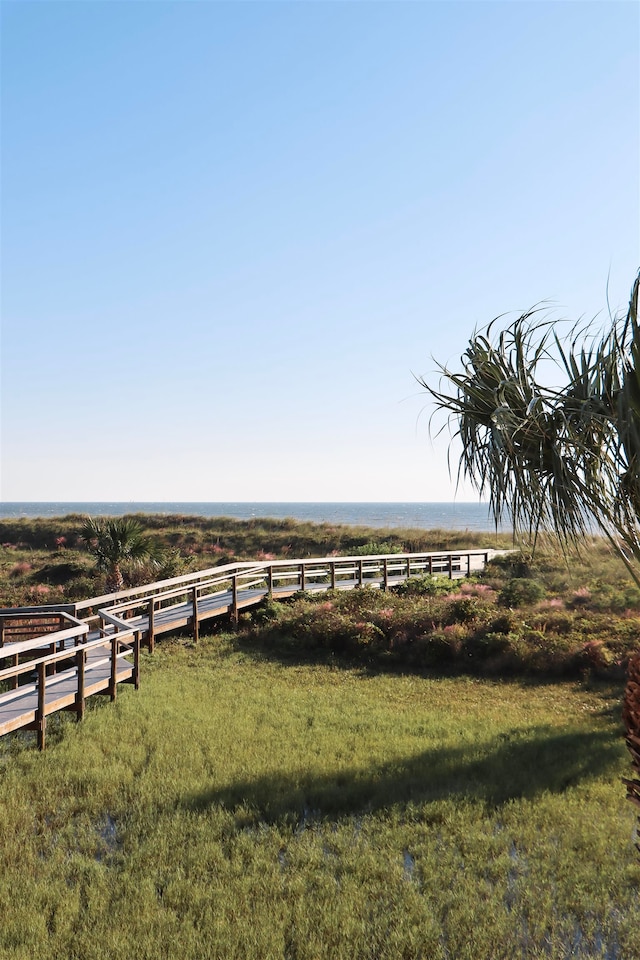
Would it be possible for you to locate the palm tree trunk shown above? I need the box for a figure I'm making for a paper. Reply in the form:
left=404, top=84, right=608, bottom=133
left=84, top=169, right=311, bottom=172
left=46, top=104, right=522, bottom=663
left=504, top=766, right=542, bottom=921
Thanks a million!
left=106, top=564, right=124, bottom=594
left=623, top=652, right=640, bottom=852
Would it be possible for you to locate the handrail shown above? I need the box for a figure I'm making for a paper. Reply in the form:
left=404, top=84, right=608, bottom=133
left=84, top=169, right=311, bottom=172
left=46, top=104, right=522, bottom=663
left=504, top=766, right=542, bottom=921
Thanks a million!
left=0, top=623, right=89, bottom=659
left=73, top=560, right=260, bottom=612
left=0, top=630, right=134, bottom=684
left=0, top=547, right=499, bottom=749
left=72, top=551, right=493, bottom=612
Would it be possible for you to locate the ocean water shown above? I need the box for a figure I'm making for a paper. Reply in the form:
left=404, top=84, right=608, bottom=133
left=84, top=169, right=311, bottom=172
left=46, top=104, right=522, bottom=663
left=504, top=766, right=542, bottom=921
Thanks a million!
left=0, top=502, right=505, bottom=532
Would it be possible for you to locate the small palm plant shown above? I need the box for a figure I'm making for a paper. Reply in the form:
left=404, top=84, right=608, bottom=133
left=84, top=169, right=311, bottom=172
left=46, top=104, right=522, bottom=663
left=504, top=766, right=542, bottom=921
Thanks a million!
left=80, top=517, right=159, bottom=593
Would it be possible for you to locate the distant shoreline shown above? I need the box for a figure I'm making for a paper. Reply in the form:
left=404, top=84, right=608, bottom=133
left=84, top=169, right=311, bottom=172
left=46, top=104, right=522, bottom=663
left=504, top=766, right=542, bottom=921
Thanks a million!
left=0, top=501, right=503, bottom=532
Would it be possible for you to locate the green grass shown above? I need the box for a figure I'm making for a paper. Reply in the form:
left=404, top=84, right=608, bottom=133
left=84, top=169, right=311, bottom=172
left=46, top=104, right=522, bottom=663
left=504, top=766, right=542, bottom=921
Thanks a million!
left=1, top=637, right=638, bottom=959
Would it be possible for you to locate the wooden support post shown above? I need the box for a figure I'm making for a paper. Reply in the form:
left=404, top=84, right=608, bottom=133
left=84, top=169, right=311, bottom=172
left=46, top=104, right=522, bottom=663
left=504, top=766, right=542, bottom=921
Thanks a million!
left=148, top=597, right=155, bottom=653
left=192, top=586, right=199, bottom=643
left=267, top=566, right=273, bottom=598
left=110, top=635, right=117, bottom=701
left=330, top=562, right=336, bottom=591
left=48, top=640, right=57, bottom=676
left=133, top=631, right=141, bottom=690
left=76, top=647, right=85, bottom=722
left=448, top=554, right=453, bottom=579
left=231, top=575, right=238, bottom=627
left=383, top=558, right=389, bottom=591
left=428, top=555, right=433, bottom=575
left=407, top=558, right=411, bottom=581
left=358, top=559, right=363, bottom=587
left=37, top=661, right=46, bottom=751
left=467, top=553, right=472, bottom=577
left=11, top=654, right=18, bottom=690
left=0, top=616, right=4, bottom=648
left=300, top=563, right=306, bottom=592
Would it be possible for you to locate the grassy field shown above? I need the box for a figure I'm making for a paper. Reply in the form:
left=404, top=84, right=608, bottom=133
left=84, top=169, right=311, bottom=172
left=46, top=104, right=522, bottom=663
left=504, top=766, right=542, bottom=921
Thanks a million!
left=2, top=517, right=640, bottom=957
left=0, top=636, right=638, bottom=960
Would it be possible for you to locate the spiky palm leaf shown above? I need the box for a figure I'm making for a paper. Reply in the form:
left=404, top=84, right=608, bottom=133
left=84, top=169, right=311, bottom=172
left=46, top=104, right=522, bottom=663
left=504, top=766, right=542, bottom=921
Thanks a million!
left=421, top=272, right=640, bottom=572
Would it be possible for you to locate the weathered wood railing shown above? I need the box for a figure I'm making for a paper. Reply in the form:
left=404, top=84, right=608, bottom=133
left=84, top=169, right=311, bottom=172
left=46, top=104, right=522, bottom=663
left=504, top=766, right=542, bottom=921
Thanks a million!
left=0, top=612, right=138, bottom=748
left=0, top=607, right=78, bottom=647
left=71, top=550, right=491, bottom=648
left=0, top=548, right=496, bottom=748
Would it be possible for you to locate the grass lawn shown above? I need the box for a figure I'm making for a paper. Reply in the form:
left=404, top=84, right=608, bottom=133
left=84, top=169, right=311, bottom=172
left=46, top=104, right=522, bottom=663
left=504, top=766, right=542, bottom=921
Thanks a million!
left=0, top=637, right=638, bottom=959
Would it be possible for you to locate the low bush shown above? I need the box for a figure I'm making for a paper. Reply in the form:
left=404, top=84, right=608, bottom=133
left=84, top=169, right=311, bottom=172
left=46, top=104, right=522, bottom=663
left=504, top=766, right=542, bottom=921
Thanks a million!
left=394, top=574, right=460, bottom=597
left=499, top=577, right=546, bottom=607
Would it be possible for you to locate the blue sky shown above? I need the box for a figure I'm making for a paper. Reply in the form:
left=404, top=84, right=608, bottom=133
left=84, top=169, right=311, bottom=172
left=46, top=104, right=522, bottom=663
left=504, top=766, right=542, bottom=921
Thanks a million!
left=1, top=0, right=638, bottom=502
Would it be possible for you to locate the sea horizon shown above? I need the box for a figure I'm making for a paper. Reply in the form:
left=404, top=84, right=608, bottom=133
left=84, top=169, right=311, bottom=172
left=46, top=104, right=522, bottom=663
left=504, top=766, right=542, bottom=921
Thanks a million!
left=0, top=501, right=505, bottom=532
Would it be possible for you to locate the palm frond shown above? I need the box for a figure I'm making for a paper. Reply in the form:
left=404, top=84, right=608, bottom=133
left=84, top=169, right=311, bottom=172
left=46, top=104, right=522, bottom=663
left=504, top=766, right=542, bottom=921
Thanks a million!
left=420, top=271, right=640, bottom=574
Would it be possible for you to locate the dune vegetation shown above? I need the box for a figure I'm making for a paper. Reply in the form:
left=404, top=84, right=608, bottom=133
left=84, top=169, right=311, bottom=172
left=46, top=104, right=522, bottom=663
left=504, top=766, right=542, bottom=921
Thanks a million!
left=1, top=517, right=640, bottom=957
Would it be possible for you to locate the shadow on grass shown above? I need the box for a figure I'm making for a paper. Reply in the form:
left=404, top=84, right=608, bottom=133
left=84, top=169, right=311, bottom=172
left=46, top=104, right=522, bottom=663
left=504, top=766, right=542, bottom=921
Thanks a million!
left=230, top=630, right=627, bottom=704
left=184, top=725, right=624, bottom=824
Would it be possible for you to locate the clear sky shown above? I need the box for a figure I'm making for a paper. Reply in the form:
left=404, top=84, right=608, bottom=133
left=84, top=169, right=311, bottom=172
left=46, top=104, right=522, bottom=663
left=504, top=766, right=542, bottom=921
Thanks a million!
left=1, top=0, right=638, bottom=503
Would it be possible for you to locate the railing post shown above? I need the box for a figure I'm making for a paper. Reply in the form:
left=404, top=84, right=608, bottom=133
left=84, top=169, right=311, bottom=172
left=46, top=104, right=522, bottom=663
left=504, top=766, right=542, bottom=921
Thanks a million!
left=76, top=646, right=85, bottom=722
left=11, top=654, right=18, bottom=690
left=0, top=616, right=4, bottom=648
left=110, top=635, right=117, bottom=701
left=330, top=562, right=336, bottom=591
left=300, top=563, right=306, bottom=592
left=358, top=559, right=363, bottom=587
left=448, top=554, right=453, bottom=580
left=267, top=565, right=273, bottom=598
left=383, top=558, right=389, bottom=591
left=428, top=555, right=433, bottom=575
left=37, top=661, right=46, bottom=751
left=407, top=558, right=411, bottom=581
left=231, top=575, right=238, bottom=626
left=467, top=553, right=472, bottom=577
left=48, top=638, right=57, bottom=676
left=133, top=631, right=141, bottom=689
left=192, top=586, right=199, bottom=643
left=148, top=597, right=155, bottom=653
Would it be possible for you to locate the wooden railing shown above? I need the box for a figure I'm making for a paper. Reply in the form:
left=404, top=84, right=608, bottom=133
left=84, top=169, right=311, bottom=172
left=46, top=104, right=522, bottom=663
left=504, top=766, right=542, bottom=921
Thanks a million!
left=0, top=548, right=496, bottom=748
left=0, top=607, right=78, bottom=647
left=0, top=608, right=137, bottom=748
left=79, top=550, right=492, bottom=648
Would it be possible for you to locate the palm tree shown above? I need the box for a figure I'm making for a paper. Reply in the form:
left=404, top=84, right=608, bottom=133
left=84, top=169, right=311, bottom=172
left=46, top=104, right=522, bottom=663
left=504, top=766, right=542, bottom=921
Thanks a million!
left=420, top=271, right=640, bottom=577
left=420, top=270, right=640, bottom=817
left=80, top=517, right=159, bottom=594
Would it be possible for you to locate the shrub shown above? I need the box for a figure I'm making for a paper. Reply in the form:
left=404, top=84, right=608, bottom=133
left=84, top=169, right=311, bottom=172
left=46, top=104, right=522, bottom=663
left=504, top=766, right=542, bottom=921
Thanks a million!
left=575, top=639, right=615, bottom=675
left=65, top=577, right=98, bottom=602
left=464, top=631, right=512, bottom=659
left=488, top=611, right=521, bottom=635
left=416, top=631, right=460, bottom=667
left=349, top=541, right=403, bottom=556
left=394, top=574, right=459, bottom=597
left=499, top=578, right=546, bottom=607
left=445, top=595, right=488, bottom=625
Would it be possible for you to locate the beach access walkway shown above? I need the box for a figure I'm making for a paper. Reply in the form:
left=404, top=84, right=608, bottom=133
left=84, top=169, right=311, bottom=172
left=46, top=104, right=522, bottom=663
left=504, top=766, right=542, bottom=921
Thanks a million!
left=0, top=548, right=498, bottom=749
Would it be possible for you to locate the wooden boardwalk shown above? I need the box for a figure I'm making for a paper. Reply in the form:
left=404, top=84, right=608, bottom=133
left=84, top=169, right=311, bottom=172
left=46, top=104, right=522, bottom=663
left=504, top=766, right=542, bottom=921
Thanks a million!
left=0, top=549, right=497, bottom=748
